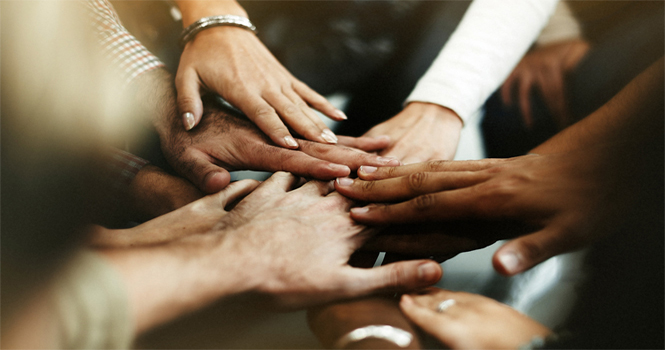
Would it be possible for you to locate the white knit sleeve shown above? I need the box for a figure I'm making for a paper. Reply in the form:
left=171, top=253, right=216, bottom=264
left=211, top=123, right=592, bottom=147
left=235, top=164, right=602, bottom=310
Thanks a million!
left=405, top=0, right=559, bottom=124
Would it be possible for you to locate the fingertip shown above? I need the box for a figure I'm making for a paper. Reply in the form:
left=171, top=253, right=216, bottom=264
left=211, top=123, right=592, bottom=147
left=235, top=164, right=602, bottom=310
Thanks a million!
left=202, top=171, right=231, bottom=194
left=320, top=129, right=338, bottom=144
left=183, top=112, right=196, bottom=131
left=417, top=261, right=443, bottom=285
left=493, top=249, right=524, bottom=276
left=283, top=135, right=300, bottom=149
left=400, top=294, right=414, bottom=307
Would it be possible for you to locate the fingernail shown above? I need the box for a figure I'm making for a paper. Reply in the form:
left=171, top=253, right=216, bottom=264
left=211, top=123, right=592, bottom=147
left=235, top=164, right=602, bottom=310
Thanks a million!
left=183, top=112, right=195, bottom=130
left=378, top=157, right=401, bottom=166
left=336, top=109, right=348, bottom=120
left=336, top=177, right=353, bottom=186
left=417, top=262, right=440, bottom=282
left=359, top=165, right=377, bottom=174
left=321, top=129, right=338, bottom=144
left=400, top=295, right=413, bottom=306
left=284, top=136, right=299, bottom=148
left=328, top=163, right=350, bottom=173
left=498, top=251, right=521, bottom=274
left=351, top=206, right=369, bottom=215
left=374, top=135, right=391, bottom=142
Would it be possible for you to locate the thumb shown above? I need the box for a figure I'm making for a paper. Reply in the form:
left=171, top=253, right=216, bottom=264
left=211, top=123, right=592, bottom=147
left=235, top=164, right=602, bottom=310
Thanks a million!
left=177, top=153, right=232, bottom=194
left=176, top=69, right=204, bottom=131
left=211, top=179, right=260, bottom=210
left=399, top=295, right=446, bottom=337
left=345, top=260, right=442, bottom=296
left=492, top=227, right=569, bottom=276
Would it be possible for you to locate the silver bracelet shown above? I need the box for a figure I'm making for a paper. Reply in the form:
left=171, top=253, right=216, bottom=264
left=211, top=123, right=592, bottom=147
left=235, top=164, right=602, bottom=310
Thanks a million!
left=180, top=15, right=257, bottom=47
left=333, top=325, right=413, bottom=349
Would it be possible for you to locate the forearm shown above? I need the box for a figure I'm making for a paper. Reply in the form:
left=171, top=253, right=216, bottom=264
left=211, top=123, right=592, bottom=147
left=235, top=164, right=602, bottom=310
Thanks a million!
left=532, top=57, right=664, bottom=154
left=99, top=238, right=251, bottom=335
left=175, top=0, right=248, bottom=26
left=406, top=0, right=558, bottom=122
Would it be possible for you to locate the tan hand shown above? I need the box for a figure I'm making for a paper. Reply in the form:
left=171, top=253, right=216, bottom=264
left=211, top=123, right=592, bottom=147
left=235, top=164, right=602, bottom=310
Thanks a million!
left=501, top=40, right=590, bottom=128
left=363, top=102, right=463, bottom=164
left=400, top=288, right=551, bottom=349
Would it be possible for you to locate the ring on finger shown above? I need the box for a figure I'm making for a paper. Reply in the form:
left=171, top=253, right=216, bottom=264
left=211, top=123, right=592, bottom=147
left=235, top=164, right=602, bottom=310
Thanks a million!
left=436, top=299, right=456, bottom=313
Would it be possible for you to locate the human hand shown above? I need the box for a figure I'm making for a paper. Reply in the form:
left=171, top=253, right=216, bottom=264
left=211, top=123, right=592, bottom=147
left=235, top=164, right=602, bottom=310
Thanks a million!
left=212, top=172, right=444, bottom=309
left=308, top=297, right=422, bottom=349
left=337, top=147, right=630, bottom=275
left=126, top=165, right=204, bottom=222
left=161, top=101, right=399, bottom=193
left=399, top=288, right=551, bottom=349
left=90, top=179, right=259, bottom=248
left=176, top=24, right=345, bottom=147
left=363, top=102, right=463, bottom=164
left=501, top=40, right=590, bottom=128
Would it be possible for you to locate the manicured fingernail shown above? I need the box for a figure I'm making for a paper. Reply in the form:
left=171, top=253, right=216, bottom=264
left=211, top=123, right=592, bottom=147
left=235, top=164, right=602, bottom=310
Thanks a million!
left=183, top=112, right=195, bottom=130
left=351, top=206, right=370, bottom=215
left=336, top=109, right=348, bottom=120
left=417, top=262, right=441, bottom=282
left=321, top=129, right=338, bottom=144
left=378, top=157, right=401, bottom=166
left=284, top=136, right=299, bottom=148
left=498, top=251, right=521, bottom=274
left=328, top=163, right=350, bottom=173
left=336, top=177, right=353, bottom=186
left=359, top=165, right=377, bottom=174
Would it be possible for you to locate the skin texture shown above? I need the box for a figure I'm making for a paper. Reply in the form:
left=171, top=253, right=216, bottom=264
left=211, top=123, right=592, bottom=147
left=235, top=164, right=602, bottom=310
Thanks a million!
left=100, top=172, right=444, bottom=335
left=501, top=39, right=590, bottom=128
left=138, top=68, right=397, bottom=194
left=337, top=58, right=664, bottom=276
left=400, top=288, right=551, bottom=349
left=174, top=1, right=344, bottom=148
left=363, top=102, right=463, bottom=164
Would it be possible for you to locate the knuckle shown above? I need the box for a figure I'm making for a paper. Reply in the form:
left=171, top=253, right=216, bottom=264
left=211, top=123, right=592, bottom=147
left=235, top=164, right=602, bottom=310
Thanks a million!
left=177, top=96, right=199, bottom=107
left=426, top=160, right=447, bottom=172
left=407, top=172, right=427, bottom=192
left=253, top=106, right=277, bottom=120
left=282, top=104, right=300, bottom=118
left=386, top=264, right=407, bottom=289
left=517, top=239, right=545, bottom=263
left=413, top=193, right=436, bottom=211
left=360, top=180, right=376, bottom=193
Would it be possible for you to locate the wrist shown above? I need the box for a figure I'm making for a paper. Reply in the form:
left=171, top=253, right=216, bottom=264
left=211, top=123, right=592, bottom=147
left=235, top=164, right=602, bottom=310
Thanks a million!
left=405, top=102, right=463, bottom=130
left=175, top=0, right=248, bottom=27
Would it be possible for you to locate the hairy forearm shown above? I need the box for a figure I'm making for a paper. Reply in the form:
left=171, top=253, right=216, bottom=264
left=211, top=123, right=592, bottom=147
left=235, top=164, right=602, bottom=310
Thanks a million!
left=99, top=236, right=252, bottom=335
left=532, top=57, right=664, bottom=154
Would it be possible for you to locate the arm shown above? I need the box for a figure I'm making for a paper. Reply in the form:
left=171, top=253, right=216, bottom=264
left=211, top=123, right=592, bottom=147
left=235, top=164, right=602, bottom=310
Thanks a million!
left=99, top=173, right=443, bottom=334
left=364, top=0, right=558, bottom=163
left=400, top=288, right=551, bottom=349
left=336, top=58, right=663, bottom=275
left=173, top=0, right=345, bottom=148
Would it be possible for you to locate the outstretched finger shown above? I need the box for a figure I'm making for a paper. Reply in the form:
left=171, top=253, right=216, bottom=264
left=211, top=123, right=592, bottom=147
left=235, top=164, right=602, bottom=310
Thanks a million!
left=255, top=171, right=301, bottom=193
left=335, top=171, right=489, bottom=203
left=297, top=140, right=401, bottom=171
left=265, top=89, right=337, bottom=144
left=337, top=135, right=391, bottom=153
left=349, top=188, right=486, bottom=224
left=358, top=159, right=506, bottom=181
left=174, top=150, right=232, bottom=194
left=175, top=68, right=204, bottom=131
left=212, top=179, right=261, bottom=210
left=245, top=95, right=300, bottom=149
left=341, top=260, right=443, bottom=297
left=292, top=80, right=347, bottom=121
left=492, top=226, right=575, bottom=276
left=518, top=74, right=535, bottom=128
